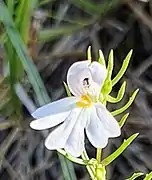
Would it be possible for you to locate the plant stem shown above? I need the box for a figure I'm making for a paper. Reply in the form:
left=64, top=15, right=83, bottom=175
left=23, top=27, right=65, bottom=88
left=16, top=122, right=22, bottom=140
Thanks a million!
left=96, top=148, right=102, bottom=163
left=81, top=150, right=95, bottom=179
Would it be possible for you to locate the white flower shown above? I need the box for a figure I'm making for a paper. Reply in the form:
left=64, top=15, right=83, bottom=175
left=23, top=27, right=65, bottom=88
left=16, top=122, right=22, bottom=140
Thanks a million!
left=30, top=60, right=121, bottom=157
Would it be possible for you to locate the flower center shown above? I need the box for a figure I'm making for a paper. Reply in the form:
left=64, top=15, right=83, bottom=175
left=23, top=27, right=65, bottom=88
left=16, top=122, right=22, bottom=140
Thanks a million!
left=76, top=95, right=92, bottom=108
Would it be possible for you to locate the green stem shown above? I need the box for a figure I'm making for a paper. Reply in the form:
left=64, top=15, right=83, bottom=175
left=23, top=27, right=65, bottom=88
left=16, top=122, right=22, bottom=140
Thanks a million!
left=57, top=149, right=88, bottom=165
left=81, top=150, right=95, bottom=179
left=96, top=148, right=102, bottom=163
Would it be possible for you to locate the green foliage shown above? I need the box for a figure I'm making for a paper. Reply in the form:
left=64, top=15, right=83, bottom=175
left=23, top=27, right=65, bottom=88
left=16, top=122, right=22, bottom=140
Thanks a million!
left=62, top=48, right=139, bottom=180
left=102, top=133, right=139, bottom=166
left=87, top=46, right=92, bottom=62
left=0, top=1, right=49, bottom=105
left=107, top=81, right=126, bottom=103
left=63, top=82, right=72, bottom=97
left=101, top=50, right=113, bottom=96
left=98, top=49, right=106, bottom=66
left=38, top=25, right=83, bottom=42
left=112, top=50, right=133, bottom=86
left=111, top=89, right=139, bottom=116
left=0, top=1, right=77, bottom=180
left=0, top=0, right=140, bottom=178
left=126, top=172, right=144, bottom=180
left=119, top=113, right=129, bottom=128
left=144, top=172, right=152, bottom=180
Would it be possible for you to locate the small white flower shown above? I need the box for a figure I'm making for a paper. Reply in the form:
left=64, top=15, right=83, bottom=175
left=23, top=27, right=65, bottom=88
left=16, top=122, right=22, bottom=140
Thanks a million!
left=30, top=60, right=121, bottom=157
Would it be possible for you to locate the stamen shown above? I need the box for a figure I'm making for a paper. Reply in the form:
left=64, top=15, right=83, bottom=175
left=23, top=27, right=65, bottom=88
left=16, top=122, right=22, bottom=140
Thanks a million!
left=76, top=95, right=92, bottom=108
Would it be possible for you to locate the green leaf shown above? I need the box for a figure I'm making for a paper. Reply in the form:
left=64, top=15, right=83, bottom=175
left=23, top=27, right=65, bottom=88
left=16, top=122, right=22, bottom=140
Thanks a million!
left=101, top=79, right=112, bottom=97
left=7, top=0, right=14, bottom=15
left=0, top=1, right=50, bottom=105
left=101, top=50, right=114, bottom=96
left=102, top=133, right=139, bottom=166
left=4, top=41, right=22, bottom=116
left=38, top=25, right=83, bottom=42
left=48, top=12, right=94, bottom=26
left=71, top=0, right=122, bottom=16
left=4, top=0, right=37, bottom=115
left=39, top=0, right=56, bottom=6
left=144, top=172, right=152, bottom=180
left=87, top=46, right=91, bottom=62
left=98, top=49, right=106, bottom=66
left=15, top=0, right=37, bottom=44
left=71, top=0, right=102, bottom=15
left=107, top=49, right=114, bottom=79
left=112, top=50, right=133, bottom=86
left=107, top=81, right=126, bottom=103
left=119, top=113, right=129, bottom=128
left=0, top=2, right=77, bottom=179
left=58, top=149, right=89, bottom=165
left=126, top=172, right=144, bottom=180
left=58, top=154, right=77, bottom=180
left=111, top=89, right=139, bottom=116
left=63, top=82, right=72, bottom=97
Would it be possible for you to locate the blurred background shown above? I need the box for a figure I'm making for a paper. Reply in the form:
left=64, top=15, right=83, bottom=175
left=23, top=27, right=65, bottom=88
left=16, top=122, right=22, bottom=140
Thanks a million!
left=0, top=0, right=152, bottom=179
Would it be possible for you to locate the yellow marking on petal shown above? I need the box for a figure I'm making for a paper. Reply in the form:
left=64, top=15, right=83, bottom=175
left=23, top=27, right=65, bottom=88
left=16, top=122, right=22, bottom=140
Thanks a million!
left=76, top=95, right=92, bottom=108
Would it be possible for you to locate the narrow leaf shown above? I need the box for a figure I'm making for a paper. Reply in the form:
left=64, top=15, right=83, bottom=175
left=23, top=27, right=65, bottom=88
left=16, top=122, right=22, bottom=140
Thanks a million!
left=119, top=113, right=129, bottom=128
left=0, top=1, right=50, bottom=105
left=112, top=50, right=133, bottom=86
left=15, top=0, right=36, bottom=44
left=107, top=49, right=114, bottom=79
left=71, top=0, right=101, bottom=15
left=107, top=81, right=126, bottom=103
left=58, top=154, right=77, bottom=180
left=7, top=0, right=14, bottom=15
left=87, top=46, right=91, bottom=62
left=63, top=82, right=72, bottom=97
left=102, top=133, right=139, bottom=166
left=126, top=172, right=144, bottom=180
left=98, top=49, right=106, bottom=66
left=111, top=89, right=139, bottom=116
left=39, top=25, right=83, bottom=42
left=39, top=0, right=57, bottom=6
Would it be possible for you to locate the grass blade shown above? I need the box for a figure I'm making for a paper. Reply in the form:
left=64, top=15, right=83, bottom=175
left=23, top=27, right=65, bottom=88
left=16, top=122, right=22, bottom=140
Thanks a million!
left=0, top=1, right=49, bottom=105
left=0, top=2, right=77, bottom=179
left=39, top=25, right=83, bottom=42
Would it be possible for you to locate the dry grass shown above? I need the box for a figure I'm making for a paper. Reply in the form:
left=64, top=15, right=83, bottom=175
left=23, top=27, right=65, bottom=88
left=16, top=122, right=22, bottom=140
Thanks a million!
left=0, top=0, right=152, bottom=179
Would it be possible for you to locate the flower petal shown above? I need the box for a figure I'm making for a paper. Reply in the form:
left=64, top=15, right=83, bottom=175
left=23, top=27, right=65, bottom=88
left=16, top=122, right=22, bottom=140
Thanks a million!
left=90, top=61, right=107, bottom=87
left=67, top=61, right=91, bottom=96
left=65, top=108, right=91, bottom=157
left=95, top=103, right=121, bottom=137
left=32, top=97, right=78, bottom=118
left=30, top=110, right=71, bottom=130
left=86, top=106, right=109, bottom=148
left=67, top=60, right=107, bottom=97
left=44, top=108, right=82, bottom=150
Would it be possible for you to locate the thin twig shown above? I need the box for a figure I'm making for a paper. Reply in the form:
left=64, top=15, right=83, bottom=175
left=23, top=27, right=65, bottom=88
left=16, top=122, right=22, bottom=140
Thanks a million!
left=30, top=161, right=54, bottom=175
left=3, top=158, right=21, bottom=180
left=0, top=128, right=20, bottom=167
left=128, top=1, right=152, bottom=32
